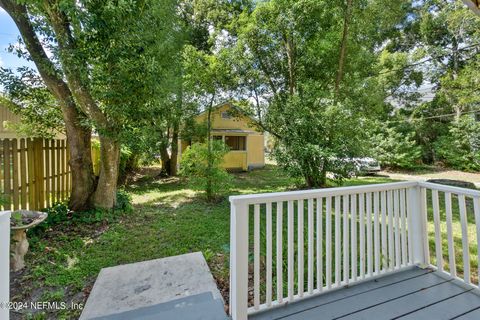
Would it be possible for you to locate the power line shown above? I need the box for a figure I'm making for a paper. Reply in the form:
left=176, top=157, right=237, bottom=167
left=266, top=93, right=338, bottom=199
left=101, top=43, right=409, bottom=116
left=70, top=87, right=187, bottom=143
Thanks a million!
left=386, top=109, right=479, bottom=123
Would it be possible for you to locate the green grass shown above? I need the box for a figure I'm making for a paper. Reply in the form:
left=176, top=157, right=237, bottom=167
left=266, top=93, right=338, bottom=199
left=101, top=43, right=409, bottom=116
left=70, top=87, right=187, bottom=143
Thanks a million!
left=11, top=165, right=440, bottom=319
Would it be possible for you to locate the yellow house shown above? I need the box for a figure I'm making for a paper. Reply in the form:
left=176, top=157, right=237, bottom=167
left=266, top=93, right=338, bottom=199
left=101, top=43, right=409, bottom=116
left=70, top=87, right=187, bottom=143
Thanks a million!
left=179, top=103, right=265, bottom=171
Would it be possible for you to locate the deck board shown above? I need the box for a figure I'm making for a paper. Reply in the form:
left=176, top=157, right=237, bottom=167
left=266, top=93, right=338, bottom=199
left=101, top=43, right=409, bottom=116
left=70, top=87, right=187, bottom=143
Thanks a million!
left=397, top=290, right=480, bottom=320
left=249, top=267, right=480, bottom=320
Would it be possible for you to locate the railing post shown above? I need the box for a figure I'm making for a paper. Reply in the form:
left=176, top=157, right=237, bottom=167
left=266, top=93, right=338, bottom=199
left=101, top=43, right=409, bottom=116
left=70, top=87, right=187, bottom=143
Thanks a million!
left=408, top=185, right=428, bottom=267
left=0, top=211, right=11, bottom=320
left=230, top=200, right=249, bottom=320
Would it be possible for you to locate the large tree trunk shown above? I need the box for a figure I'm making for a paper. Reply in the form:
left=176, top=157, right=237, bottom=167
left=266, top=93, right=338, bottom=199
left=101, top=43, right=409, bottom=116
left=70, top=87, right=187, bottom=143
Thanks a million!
left=66, top=124, right=95, bottom=211
left=92, top=135, right=120, bottom=209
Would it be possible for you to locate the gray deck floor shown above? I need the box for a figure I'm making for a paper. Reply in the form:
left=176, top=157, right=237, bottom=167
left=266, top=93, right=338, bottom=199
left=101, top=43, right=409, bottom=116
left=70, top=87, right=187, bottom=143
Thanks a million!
left=250, top=267, right=480, bottom=320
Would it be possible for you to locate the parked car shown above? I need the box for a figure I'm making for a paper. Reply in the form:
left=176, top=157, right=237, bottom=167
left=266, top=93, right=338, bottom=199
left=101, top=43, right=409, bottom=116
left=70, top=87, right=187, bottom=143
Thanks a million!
left=352, top=157, right=381, bottom=175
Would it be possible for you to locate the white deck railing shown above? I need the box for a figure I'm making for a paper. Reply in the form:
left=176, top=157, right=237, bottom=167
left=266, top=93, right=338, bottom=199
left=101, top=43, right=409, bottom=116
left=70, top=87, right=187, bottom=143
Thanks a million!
left=0, top=211, right=11, bottom=320
left=229, top=181, right=480, bottom=320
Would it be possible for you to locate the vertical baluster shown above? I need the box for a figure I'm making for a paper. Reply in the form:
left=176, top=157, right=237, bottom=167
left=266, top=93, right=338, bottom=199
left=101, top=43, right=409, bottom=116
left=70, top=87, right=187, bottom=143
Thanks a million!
left=266, top=202, right=272, bottom=306
left=335, top=196, right=341, bottom=286
left=394, top=190, right=401, bottom=269
left=254, top=204, right=260, bottom=309
left=388, top=190, right=394, bottom=270
left=366, top=192, right=373, bottom=277
left=400, top=189, right=408, bottom=266
left=308, top=199, right=314, bottom=294
left=316, top=198, right=323, bottom=291
left=276, top=202, right=284, bottom=303
left=458, top=194, right=470, bottom=284
left=421, top=188, right=430, bottom=265
left=374, top=192, right=380, bottom=274
left=406, top=189, right=414, bottom=265
left=432, top=190, right=443, bottom=272
left=326, top=197, right=332, bottom=289
left=351, top=194, right=357, bottom=281
left=473, top=196, right=480, bottom=288
left=298, top=200, right=304, bottom=297
left=381, top=191, right=388, bottom=271
left=359, top=193, right=365, bottom=279
left=343, top=195, right=349, bottom=284
left=288, top=200, right=295, bottom=300
left=445, top=193, right=455, bottom=277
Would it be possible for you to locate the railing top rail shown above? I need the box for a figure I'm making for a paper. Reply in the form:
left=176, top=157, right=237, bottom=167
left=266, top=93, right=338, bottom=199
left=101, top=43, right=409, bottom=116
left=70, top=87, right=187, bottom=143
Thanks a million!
left=229, top=181, right=419, bottom=205
left=419, top=181, right=480, bottom=197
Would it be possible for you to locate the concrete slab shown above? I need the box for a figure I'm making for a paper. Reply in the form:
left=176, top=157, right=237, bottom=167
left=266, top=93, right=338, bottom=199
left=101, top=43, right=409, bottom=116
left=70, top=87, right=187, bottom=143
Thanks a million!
left=90, top=292, right=227, bottom=320
left=80, top=252, right=225, bottom=320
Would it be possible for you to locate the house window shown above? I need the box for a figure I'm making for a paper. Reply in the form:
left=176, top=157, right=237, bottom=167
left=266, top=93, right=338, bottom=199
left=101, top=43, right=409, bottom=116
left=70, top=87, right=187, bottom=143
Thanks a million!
left=221, top=112, right=231, bottom=119
left=225, top=136, right=246, bottom=151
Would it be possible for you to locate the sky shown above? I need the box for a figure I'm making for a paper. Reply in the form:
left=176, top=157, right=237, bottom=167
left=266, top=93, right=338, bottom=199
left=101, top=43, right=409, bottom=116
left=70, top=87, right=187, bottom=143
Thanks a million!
left=0, top=7, right=36, bottom=73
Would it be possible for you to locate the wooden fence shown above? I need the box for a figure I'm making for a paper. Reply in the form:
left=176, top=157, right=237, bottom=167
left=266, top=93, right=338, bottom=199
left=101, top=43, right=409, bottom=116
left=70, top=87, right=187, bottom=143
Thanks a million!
left=0, top=138, right=71, bottom=211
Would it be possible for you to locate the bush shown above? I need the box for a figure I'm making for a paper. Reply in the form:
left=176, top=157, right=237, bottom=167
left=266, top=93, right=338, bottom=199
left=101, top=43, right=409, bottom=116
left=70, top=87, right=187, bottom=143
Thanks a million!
left=115, top=189, right=133, bottom=213
left=434, top=116, right=480, bottom=171
left=42, top=202, right=70, bottom=227
left=372, top=124, right=422, bottom=169
left=179, top=141, right=232, bottom=201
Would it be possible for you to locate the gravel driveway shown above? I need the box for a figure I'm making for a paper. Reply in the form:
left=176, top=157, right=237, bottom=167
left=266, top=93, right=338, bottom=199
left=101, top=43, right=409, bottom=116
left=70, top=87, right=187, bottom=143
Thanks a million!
left=378, top=169, right=480, bottom=188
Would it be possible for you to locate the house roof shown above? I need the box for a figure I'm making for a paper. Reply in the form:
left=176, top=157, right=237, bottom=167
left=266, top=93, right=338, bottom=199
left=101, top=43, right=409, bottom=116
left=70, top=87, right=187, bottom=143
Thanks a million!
left=211, top=128, right=257, bottom=134
left=196, top=102, right=254, bottom=120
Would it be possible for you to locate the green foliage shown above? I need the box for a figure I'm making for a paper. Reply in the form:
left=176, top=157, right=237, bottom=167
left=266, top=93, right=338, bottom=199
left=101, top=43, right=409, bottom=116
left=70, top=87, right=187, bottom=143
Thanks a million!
left=0, top=70, right=64, bottom=139
left=225, top=0, right=409, bottom=186
left=42, top=203, right=70, bottom=227
left=372, top=123, right=422, bottom=169
left=434, top=116, right=480, bottom=171
left=179, top=141, right=232, bottom=200
left=115, top=189, right=133, bottom=213
left=272, top=98, right=366, bottom=187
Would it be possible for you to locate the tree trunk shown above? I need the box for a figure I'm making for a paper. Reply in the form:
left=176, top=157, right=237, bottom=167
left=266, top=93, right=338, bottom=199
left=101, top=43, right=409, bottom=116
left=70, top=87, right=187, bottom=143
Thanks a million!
left=170, top=123, right=179, bottom=176
left=92, top=135, right=120, bottom=209
left=335, top=0, right=353, bottom=95
left=451, top=37, right=461, bottom=121
left=159, top=144, right=171, bottom=176
left=206, top=97, right=214, bottom=201
left=67, top=125, right=95, bottom=211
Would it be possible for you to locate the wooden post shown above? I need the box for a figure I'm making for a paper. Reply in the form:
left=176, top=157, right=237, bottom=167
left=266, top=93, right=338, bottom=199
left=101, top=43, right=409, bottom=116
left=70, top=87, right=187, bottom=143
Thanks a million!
left=0, top=211, right=11, bottom=320
left=19, top=139, right=27, bottom=209
left=229, top=199, right=249, bottom=320
left=12, top=139, right=19, bottom=210
left=45, top=140, right=50, bottom=208
left=34, top=138, right=45, bottom=209
left=56, top=140, right=61, bottom=202
left=27, top=139, right=36, bottom=210
left=3, top=140, right=11, bottom=211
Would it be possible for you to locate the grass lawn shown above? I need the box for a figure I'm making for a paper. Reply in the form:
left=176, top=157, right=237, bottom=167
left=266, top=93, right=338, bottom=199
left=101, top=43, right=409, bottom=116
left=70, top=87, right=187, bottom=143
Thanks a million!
left=11, top=165, right=393, bottom=319
left=12, top=164, right=477, bottom=319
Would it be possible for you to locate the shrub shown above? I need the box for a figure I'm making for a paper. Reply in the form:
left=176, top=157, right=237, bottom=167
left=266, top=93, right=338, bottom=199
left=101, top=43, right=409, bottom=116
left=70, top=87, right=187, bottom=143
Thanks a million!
left=43, top=202, right=70, bottom=227
left=115, top=189, right=133, bottom=213
left=434, top=116, right=480, bottom=171
left=179, top=141, right=232, bottom=201
left=372, top=125, right=422, bottom=169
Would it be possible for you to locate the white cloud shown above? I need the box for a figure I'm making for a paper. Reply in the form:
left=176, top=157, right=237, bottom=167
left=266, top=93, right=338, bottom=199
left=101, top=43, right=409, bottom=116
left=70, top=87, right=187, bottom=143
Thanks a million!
left=0, top=57, right=3, bottom=67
